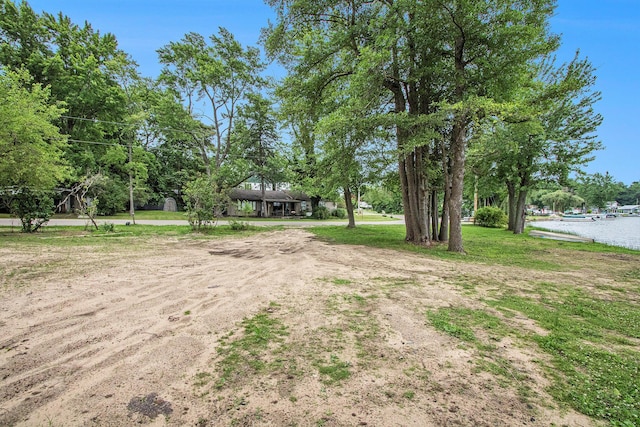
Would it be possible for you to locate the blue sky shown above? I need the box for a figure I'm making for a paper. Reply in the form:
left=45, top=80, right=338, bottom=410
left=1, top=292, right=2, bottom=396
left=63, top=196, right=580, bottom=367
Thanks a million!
left=24, top=0, right=640, bottom=185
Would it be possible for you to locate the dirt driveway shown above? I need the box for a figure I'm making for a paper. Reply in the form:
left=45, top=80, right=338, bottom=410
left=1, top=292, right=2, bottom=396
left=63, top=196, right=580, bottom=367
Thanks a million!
left=0, top=229, right=596, bottom=426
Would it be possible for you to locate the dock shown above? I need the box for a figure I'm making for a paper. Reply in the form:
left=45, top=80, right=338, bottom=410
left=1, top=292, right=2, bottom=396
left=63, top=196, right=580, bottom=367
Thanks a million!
left=529, top=230, right=594, bottom=243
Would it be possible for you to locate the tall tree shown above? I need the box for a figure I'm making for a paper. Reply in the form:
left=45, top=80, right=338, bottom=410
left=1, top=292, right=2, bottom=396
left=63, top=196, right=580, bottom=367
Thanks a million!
left=0, top=67, right=68, bottom=231
left=0, top=67, right=68, bottom=191
left=236, top=92, right=289, bottom=217
left=576, top=172, right=624, bottom=210
left=474, top=54, right=602, bottom=234
left=266, top=0, right=558, bottom=251
left=157, top=28, right=265, bottom=188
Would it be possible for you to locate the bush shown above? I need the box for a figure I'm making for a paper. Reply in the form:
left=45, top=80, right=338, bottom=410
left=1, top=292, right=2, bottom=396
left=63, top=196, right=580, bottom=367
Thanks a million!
left=182, top=176, right=228, bottom=230
left=332, top=208, right=347, bottom=219
left=9, top=187, right=54, bottom=233
left=101, top=222, right=115, bottom=233
left=474, top=206, right=507, bottom=228
left=92, top=176, right=128, bottom=216
left=229, top=219, right=250, bottom=231
left=313, top=205, right=330, bottom=220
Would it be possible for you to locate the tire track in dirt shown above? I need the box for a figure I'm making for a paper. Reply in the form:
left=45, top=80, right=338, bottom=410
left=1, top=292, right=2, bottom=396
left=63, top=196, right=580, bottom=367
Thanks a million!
left=0, top=229, right=597, bottom=426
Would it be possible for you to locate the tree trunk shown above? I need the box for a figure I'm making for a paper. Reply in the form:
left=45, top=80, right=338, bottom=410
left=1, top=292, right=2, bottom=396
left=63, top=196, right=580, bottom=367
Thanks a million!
left=399, top=147, right=429, bottom=244
left=344, top=186, right=356, bottom=228
left=311, top=196, right=321, bottom=213
left=447, top=114, right=466, bottom=253
left=431, top=189, right=439, bottom=242
left=261, top=177, right=268, bottom=218
left=506, top=181, right=516, bottom=231
left=439, top=143, right=451, bottom=242
left=385, top=57, right=429, bottom=245
left=513, top=189, right=528, bottom=234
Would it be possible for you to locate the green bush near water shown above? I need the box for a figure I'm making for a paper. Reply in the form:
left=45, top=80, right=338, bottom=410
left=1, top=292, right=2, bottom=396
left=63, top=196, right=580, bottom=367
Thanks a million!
left=474, top=206, right=507, bottom=228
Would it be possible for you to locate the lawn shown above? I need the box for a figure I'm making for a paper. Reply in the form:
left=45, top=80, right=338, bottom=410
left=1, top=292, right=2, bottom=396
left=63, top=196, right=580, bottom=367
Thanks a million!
left=309, top=224, right=640, bottom=426
left=2, top=223, right=638, bottom=425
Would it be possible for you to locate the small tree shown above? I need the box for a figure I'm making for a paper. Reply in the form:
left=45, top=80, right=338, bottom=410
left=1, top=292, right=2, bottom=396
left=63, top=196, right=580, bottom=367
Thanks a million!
left=7, top=187, right=54, bottom=232
left=240, top=201, right=254, bottom=217
left=183, top=176, right=229, bottom=230
left=57, top=174, right=106, bottom=230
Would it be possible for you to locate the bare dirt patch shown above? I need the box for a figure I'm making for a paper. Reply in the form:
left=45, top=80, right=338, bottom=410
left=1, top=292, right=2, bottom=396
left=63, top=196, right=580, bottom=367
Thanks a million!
left=0, top=229, right=602, bottom=426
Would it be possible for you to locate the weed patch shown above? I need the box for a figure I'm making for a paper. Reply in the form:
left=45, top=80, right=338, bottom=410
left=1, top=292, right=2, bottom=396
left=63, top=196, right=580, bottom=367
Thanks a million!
left=315, top=354, right=351, bottom=384
left=488, top=290, right=640, bottom=425
left=207, top=310, right=289, bottom=390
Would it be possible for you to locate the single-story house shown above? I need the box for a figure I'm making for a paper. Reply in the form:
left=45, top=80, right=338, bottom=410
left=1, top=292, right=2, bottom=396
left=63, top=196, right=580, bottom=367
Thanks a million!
left=228, top=189, right=312, bottom=217
left=613, top=204, right=639, bottom=215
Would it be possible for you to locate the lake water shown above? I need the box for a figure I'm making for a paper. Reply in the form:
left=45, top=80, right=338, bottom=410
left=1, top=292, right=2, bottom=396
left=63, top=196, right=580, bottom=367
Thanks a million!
left=529, top=216, right=640, bottom=251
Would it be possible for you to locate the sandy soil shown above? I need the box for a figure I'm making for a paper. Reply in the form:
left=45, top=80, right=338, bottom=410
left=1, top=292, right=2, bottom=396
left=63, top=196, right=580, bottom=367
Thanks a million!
left=0, top=229, right=602, bottom=426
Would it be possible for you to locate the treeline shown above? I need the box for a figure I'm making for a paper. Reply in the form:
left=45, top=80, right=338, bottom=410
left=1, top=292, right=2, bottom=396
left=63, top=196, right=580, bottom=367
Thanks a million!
left=1, top=0, right=610, bottom=252
left=471, top=173, right=640, bottom=215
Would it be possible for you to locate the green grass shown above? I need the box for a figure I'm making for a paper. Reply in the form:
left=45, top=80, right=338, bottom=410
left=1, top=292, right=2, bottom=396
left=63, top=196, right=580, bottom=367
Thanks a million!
left=1, top=209, right=398, bottom=222
left=101, top=210, right=188, bottom=220
left=486, top=287, right=640, bottom=424
left=211, top=310, right=289, bottom=390
left=314, top=354, right=351, bottom=384
left=309, top=225, right=639, bottom=270
left=425, top=286, right=640, bottom=425
left=0, top=224, right=276, bottom=247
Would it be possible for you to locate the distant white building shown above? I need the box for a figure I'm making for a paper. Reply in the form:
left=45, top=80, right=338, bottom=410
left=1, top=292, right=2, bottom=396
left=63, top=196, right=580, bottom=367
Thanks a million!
left=238, top=177, right=291, bottom=191
left=613, top=204, right=639, bottom=215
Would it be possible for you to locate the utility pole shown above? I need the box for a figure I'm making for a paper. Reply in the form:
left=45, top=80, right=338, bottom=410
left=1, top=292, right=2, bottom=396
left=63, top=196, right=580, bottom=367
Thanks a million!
left=128, top=141, right=135, bottom=225
left=473, top=175, right=478, bottom=216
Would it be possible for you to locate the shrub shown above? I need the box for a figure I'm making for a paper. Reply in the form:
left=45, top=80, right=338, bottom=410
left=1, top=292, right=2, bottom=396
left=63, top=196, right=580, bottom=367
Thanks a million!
left=182, top=176, right=228, bottom=230
left=332, top=208, right=347, bottom=219
left=474, top=206, right=507, bottom=228
left=9, top=187, right=54, bottom=233
left=313, top=205, right=330, bottom=220
left=92, top=176, right=128, bottom=216
left=229, top=219, right=250, bottom=231
left=101, top=222, right=115, bottom=233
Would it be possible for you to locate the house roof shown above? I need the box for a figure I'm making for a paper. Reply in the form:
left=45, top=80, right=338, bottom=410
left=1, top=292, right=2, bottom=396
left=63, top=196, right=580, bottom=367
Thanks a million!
left=617, top=205, right=639, bottom=210
left=229, top=189, right=311, bottom=202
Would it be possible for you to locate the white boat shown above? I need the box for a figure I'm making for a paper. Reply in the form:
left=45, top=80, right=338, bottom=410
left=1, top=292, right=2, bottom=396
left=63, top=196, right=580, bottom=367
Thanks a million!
left=561, top=214, right=595, bottom=222
left=592, top=213, right=617, bottom=220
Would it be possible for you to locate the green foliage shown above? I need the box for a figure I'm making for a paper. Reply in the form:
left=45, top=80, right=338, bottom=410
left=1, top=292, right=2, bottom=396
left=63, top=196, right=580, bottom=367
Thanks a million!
left=362, top=186, right=403, bottom=214
left=575, top=172, right=626, bottom=209
left=100, top=222, right=115, bottom=233
left=92, top=175, right=128, bottom=216
left=491, top=290, right=640, bottom=424
left=313, top=205, right=330, bottom=220
left=229, top=219, right=251, bottom=231
left=8, top=187, right=54, bottom=233
left=0, top=67, right=69, bottom=190
left=213, top=312, right=288, bottom=389
left=615, top=181, right=640, bottom=206
left=157, top=28, right=265, bottom=188
left=182, top=176, right=230, bottom=230
left=332, top=208, right=347, bottom=219
left=240, top=201, right=254, bottom=217
left=541, top=190, right=584, bottom=213
left=474, top=206, right=507, bottom=228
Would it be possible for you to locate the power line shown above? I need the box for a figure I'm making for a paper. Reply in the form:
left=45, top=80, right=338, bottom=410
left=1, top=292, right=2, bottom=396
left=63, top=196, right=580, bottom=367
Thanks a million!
left=66, top=138, right=287, bottom=162
left=68, top=138, right=121, bottom=146
left=59, top=114, right=214, bottom=137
